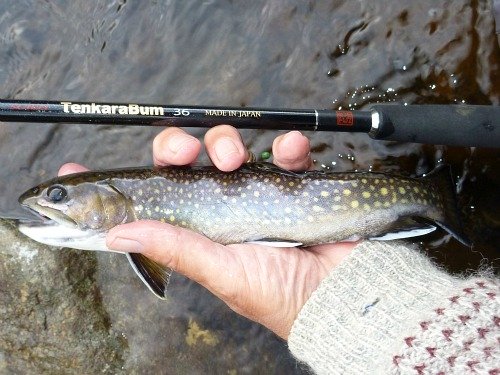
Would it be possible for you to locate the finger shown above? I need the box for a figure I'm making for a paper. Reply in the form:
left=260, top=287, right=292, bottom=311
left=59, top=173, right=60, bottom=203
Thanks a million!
left=272, top=131, right=312, bottom=171
left=58, top=163, right=89, bottom=176
left=153, top=127, right=202, bottom=166
left=106, top=220, right=241, bottom=300
left=204, top=125, right=249, bottom=172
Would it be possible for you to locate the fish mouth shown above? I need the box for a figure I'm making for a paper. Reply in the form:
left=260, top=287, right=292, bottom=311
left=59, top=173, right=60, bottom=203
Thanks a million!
left=19, top=198, right=78, bottom=228
left=18, top=201, right=108, bottom=251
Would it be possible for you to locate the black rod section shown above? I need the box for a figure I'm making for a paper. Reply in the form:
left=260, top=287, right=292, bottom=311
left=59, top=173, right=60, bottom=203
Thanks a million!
left=0, top=99, right=372, bottom=133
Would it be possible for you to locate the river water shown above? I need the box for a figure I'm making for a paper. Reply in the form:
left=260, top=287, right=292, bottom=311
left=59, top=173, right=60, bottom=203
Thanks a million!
left=0, top=0, right=498, bottom=373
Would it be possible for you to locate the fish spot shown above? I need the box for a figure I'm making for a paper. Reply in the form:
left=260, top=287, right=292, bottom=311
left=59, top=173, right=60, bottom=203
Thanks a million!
left=351, top=200, right=359, bottom=208
left=401, top=198, right=408, bottom=204
left=285, top=207, right=292, bottom=213
left=320, top=191, right=330, bottom=197
left=289, top=181, right=295, bottom=187
left=302, top=192, right=309, bottom=197
left=254, top=191, right=260, bottom=197
left=275, top=178, right=281, bottom=183
left=284, top=217, right=292, bottom=224
left=380, top=187, right=388, bottom=196
left=361, top=178, right=368, bottom=184
left=362, top=191, right=371, bottom=199
left=214, top=188, right=221, bottom=194
left=334, top=196, right=341, bottom=202
left=398, top=187, right=406, bottom=194
left=170, top=215, right=175, bottom=222
left=374, top=201, right=382, bottom=208
left=343, top=189, right=352, bottom=196
left=138, top=190, right=143, bottom=196
left=383, top=201, right=391, bottom=207
left=313, top=205, right=324, bottom=212
left=363, top=203, right=370, bottom=211
left=307, top=215, right=314, bottom=222
left=155, top=206, right=160, bottom=212
left=374, top=179, right=380, bottom=184
left=413, top=187, right=420, bottom=193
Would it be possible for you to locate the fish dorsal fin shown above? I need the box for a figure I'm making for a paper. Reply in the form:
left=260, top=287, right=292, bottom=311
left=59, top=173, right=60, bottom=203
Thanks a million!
left=126, top=253, right=172, bottom=299
left=245, top=237, right=303, bottom=247
left=369, top=217, right=436, bottom=241
left=239, top=162, right=304, bottom=178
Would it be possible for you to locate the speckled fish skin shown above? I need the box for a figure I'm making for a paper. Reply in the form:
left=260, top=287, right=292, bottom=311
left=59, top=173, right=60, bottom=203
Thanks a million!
left=18, top=163, right=468, bottom=246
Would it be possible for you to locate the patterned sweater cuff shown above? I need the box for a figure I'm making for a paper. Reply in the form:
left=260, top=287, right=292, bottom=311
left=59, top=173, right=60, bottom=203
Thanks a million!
left=288, top=241, right=462, bottom=374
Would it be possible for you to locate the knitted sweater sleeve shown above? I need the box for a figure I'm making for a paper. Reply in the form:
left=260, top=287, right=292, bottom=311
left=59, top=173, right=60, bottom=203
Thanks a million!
left=288, top=241, right=499, bottom=374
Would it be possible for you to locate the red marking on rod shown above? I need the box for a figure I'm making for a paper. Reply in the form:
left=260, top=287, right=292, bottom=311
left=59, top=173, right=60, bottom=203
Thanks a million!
left=9, top=103, right=49, bottom=111
left=336, top=111, right=354, bottom=126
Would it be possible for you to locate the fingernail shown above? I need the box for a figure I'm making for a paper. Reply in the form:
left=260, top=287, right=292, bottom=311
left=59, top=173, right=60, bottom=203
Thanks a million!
left=214, top=137, right=239, bottom=162
left=167, top=134, right=194, bottom=154
left=108, top=237, right=144, bottom=253
left=283, top=131, right=303, bottom=143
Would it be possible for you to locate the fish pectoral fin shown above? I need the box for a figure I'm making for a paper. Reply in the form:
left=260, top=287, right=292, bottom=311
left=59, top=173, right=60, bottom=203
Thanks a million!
left=245, top=238, right=303, bottom=247
left=126, top=253, right=172, bottom=299
left=369, top=217, right=436, bottom=241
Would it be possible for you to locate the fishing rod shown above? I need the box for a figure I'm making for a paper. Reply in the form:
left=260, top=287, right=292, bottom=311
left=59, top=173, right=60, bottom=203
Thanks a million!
left=0, top=99, right=498, bottom=147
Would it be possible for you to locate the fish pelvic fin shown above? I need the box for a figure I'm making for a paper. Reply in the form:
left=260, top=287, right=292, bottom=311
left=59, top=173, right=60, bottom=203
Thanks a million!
left=126, top=253, right=172, bottom=299
left=425, top=165, right=471, bottom=247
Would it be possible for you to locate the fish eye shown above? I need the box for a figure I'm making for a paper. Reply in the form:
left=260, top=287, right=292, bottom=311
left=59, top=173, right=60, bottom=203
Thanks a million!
left=47, top=185, right=67, bottom=203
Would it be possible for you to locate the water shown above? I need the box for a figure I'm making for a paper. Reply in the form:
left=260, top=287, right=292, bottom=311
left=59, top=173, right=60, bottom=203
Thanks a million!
left=0, top=0, right=498, bottom=373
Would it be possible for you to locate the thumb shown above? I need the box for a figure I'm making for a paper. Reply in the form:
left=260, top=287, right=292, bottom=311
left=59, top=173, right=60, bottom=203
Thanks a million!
left=106, top=220, right=241, bottom=299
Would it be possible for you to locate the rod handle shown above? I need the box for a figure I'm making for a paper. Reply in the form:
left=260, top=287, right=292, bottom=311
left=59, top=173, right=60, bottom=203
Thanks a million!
left=371, top=104, right=500, bottom=147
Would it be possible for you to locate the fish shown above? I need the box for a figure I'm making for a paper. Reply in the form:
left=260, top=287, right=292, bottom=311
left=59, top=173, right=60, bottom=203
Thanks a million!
left=18, top=163, right=469, bottom=298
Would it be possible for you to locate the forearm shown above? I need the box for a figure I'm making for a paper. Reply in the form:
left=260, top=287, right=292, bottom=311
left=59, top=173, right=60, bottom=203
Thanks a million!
left=288, top=241, right=500, bottom=374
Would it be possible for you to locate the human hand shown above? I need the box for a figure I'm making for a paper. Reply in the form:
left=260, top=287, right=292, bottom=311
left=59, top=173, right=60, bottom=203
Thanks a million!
left=59, top=126, right=356, bottom=340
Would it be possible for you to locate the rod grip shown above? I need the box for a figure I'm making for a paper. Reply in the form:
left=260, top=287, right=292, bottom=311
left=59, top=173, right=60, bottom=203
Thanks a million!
left=371, top=104, right=500, bottom=147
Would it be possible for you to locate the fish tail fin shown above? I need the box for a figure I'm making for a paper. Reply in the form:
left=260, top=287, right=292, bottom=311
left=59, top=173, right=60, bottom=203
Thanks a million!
left=126, top=253, right=172, bottom=299
left=425, top=165, right=470, bottom=247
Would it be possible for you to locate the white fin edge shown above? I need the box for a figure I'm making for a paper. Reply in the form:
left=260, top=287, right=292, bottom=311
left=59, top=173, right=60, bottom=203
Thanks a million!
left=369, top=226, right=437, bottom=241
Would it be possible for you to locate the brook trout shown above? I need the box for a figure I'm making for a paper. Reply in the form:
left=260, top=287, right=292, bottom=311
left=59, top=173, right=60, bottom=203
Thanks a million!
left=18, top=163, right=468, bottom=298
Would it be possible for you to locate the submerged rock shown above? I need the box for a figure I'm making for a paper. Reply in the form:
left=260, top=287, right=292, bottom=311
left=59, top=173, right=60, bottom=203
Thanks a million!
left=0, top=219, right=126, bottom=373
